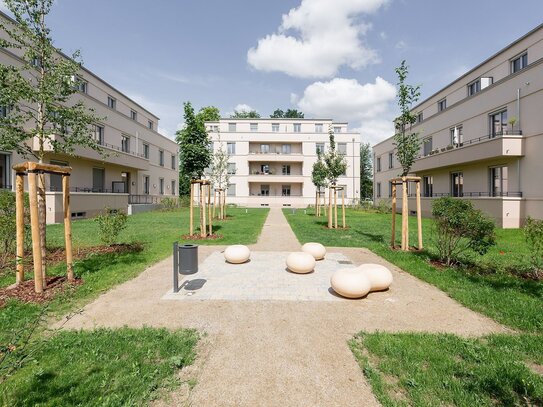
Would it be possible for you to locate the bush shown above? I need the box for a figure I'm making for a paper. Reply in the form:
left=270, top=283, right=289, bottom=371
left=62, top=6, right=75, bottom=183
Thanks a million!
left=94, top=208, right=128, bottom=246
left=374, top=199, right=391, bottom=214
left=160, top=197, right=179, bottom=211
left=0, top=190, right=30, bottom=270
left=524, top=217, right=543, bottom=278
left=431, top=197, right=496, bottom=266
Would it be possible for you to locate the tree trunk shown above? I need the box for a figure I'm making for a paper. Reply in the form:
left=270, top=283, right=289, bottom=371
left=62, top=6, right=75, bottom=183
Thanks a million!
left=328, top=187, right=333, bottom=228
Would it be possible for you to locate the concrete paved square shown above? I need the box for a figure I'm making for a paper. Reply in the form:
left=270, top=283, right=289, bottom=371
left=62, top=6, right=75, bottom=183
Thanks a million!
left=163, top=251, right=356, bottom=302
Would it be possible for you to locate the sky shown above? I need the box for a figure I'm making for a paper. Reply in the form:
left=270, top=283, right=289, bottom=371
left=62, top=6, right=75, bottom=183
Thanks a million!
left=1, top=0, right=542, bottom=145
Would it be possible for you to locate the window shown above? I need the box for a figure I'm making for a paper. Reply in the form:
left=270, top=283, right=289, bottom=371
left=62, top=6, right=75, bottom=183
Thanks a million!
left=333, top=126, right=342, bottom=133
left=250, top=123, right=258, bottom=132
left=423, top=137, right=432, bottom=156
left=417, top=112, right=423, bottom=123
left=316, top=143, right=325, bottom=154
left=451, top=172, right=463, bottom=197
left=450, top=125, right=463, bottom=145
left=388, top=182, right=392, bottom=198
left=107, top=96, right=116, bottom=109
left=227, top=162, right=236, bottom=175
left=143, top=143, right=149, bottom=159
left=468, top=79, right=481, bottom=96
left=282, top=165, right=291, bottom=175
left=490, top=166, right=508, bottom=197
left=143, top=176, right=150, bottom=194
left=293, top=123, right=301, bottom=133
left=228, top=123, right=236, bottom=132
left=260, top=164, right=269, bottom=174
left=260, top=144, right=270, bottom=154
left=338, top=143, right=347, bottom=155
left=121, top=135, right=130, bottom=153
left=159, top=178, right=164, bottom=195
left=171, top=180, right=176, bottom=195
left=376, top=182, right=381, bottom=198
left=511, top=52, right=528, bottom=73
left=0, top=105, right=11, bottom=118
left=208, top=125, right=218, bottom=132
left=388, top=152, right=393, bottom=169
left=282, top=185, right=291, bottom=196
left=148, top=120, right=154, bottom=130
left=272, top=123, right=280, bottom=132
left=73, top=76, right=87, bottom=93
left=227, top=142, right=236, bottom=155
left=171, top=154, right=176, bottom=169
left=49, top=160, right=68, bottom=191
left=92, top=168, right=105, bottom=192
left=227, top=183, right=236, bottom=197
left=260, top=184, right=270, bottom=196
left=95, top=125, right=104, bottom=145
left=438, top=98, right=447, bottom=112
left=281, top=144, right=291, bottom=154
left=376, top=157, right=381, bottom=172
left=490, top=110, right=507, bottom=137
left=315, top=124, right=323, bottom=133
left=159, top=149, right=164, bottom=166
left=423, top=176, right=433, bottom=197
left=130, top=110, right=137, bottom=121
left=31, top=57, right=42, bottom=67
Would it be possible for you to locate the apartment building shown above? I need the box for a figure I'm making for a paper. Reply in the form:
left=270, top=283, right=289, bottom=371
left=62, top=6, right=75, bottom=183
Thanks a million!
left=0, top=11, right=178, bottom=223
left=206, top=119, right=361, bottom=208
left=373, top=24, right=543, bottom=228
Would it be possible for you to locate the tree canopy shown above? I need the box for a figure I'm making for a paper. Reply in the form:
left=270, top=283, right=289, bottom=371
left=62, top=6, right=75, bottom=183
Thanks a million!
left=270, top=109, right=304, bottom=118
left=322, top=127, right=347, bottom=186
left=311, top=151, right=328, bottom=191
left=231, top=109, right=260, bottom=118
left=360, top=142, right=373, bottom=200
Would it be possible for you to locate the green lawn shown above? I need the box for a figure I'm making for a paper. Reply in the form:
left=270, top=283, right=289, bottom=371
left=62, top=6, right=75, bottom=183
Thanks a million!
left=285, top=208, right=543, bottom=406
left=0, top=207, right=268, bottom=404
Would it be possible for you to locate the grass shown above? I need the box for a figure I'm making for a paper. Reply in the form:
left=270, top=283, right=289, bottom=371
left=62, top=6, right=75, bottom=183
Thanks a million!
left=0, top=207, right=268, bottom=404
left=285, top=208, right=543, bottom=406
left=2, top=327, right=199, bottom=406
left=350, top=332, right=543, bottom=407
left=284, top=208, right=542, bottom=332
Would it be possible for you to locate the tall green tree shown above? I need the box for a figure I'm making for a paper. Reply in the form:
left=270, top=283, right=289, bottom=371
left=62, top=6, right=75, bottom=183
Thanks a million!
left=231, top=109, right=260, bottom=118
left=269, top=108, right=304, bottom=118
left=323, top=127, right=347, bottom=186
left=311, top=151, right=328, bottom=216
left=359, top=142, right=373, bottom=200
left=270, top=109, right=284, bottom=118
left=393, top=60, right=421, bottom=176
left=0, top=0, right=104, bottom=283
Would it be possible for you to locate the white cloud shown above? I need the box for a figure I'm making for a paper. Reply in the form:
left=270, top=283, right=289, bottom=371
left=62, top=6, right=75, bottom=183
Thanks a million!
left=234, top=103, right=254, bottom=113
left=247, top=0, right=388, bottom=78
left=351, top=118, right=395, bottom=147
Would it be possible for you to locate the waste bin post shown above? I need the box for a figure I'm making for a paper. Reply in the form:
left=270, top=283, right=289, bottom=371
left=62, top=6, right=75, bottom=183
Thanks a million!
left=173, top=241, right=179, bottom=293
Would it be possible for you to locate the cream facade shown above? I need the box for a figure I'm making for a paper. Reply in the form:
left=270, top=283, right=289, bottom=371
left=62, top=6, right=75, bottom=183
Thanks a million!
left=0, top=11, right=178, bottom=223
left=206, top=119, right=361, bottom=208
left=373, top=24, right=543, bottom=228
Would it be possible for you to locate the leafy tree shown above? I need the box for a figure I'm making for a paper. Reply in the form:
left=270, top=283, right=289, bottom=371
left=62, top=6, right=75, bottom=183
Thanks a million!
left=209, top=132, right=230, bottom=220
left=269, top=108, right=304, bottom=118
left=322, top=127, right=347, bottom=186
left=360, top=142, right=373, bottom=200
left=270, top=109, right=285, bottom=118
left=393, top=60, right=421, bottom=177
left=94, top=208, right=128, bottom=246
left=198, top=106, right=220, bottom=122
left=311, top=151, right=328, bottom=217
left=432, top=197, right=496, bottom=266
left=0, top=0, right=104, bottom=282
left=523, top=217, right=543, bottom=277
left=231, top=109, right=260, bottom=118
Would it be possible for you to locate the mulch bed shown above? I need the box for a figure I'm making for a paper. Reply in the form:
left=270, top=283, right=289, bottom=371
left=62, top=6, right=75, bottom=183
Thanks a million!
left=0, top=276, right=83, bottom=307
left=182, top=234, right=223, bottom=241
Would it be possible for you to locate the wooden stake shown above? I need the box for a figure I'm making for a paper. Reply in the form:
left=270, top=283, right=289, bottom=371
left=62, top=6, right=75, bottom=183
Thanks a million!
left=201, top=183, right=206, bottom=238
left=213, top=189, right=217, bottom=219
left=401, top=178, right=408, bottom=251
left=208, top=184, right=212, bottom=236
left=15, top=173, right=25, bottom=284
left=416, top=180, right=423, bottom=250
left=341, top=188, right=346, bottom=229
left=37, top=171, right=47, bottom=288
left=328, top=187, right=332, bottom=228
left=315, top=190, right=318, bottom=217
left=391, top=182, right=397, bottom=248
left=28, top=172, right=43, bottom=293
left=63, top=175, right=74, bottom=281
left=223, top=189, right=227, bottom=219
left=189, top=182, right=194, bottom=236
left=334, top=188, right=338, bottom=229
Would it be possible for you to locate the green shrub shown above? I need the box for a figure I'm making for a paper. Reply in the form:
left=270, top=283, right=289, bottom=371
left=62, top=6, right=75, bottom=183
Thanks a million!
left=374, top=199, right=391, bottom=214
left=431, top=197, right=495, bottom=265
left=178, top=195, right=191, bottom=208
left=160, top=197, right=179, bottom=211
left=0, top=190, right=30, bottom=270
left=524, top=217, right=543, bottom=278
left=94, top=207, right=128, bottom=246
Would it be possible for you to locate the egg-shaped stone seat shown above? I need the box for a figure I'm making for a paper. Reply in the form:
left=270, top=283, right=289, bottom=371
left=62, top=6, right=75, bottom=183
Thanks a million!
left=224, top=245, right=251, bottom=264
left=286, top=252, right=316, bottom=274
left=301, top=242, right=326, bottom=260
left=357, top=263, right=393, bottom=292
left=330, top=268, right=372, bottom=299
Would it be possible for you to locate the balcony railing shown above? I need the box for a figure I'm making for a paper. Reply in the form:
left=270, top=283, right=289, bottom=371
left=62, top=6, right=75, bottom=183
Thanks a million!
left=249, top=172, right=303, bottom=176
left=100, top=141, right=147, bottom=159
left=249, top=193, right=303, bottom=197
left=48, top=186, right=128, bottom=193
left=128, top=194, right=165, bottom=204
left=415, top=191, right=523, bottom=198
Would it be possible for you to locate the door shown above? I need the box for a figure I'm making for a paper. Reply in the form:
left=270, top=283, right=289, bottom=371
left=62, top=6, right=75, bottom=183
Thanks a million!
left=93, top=168, right=105, bottom=192
left=50, top=160, right=68, bottom=191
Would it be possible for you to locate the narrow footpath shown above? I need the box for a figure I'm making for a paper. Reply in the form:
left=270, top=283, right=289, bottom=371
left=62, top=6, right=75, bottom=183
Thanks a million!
left=62, top=207, right=505, bottom=406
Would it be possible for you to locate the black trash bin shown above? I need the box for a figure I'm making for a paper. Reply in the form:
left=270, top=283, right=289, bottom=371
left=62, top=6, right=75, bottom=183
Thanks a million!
left=173, top=242, right=198, bottom=292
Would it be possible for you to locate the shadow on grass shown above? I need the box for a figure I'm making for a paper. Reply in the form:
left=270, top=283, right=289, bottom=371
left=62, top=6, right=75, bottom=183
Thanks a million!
left=73, top=247, right=147, bottom=278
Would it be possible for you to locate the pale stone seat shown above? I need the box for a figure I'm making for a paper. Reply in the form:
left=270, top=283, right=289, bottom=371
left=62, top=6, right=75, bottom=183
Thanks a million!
left=301, top=242, right=326, bottom=260
left=224, top=245, right=251, bottom=264
left=330, top=264, right=393, bottom=298
left=358, top=263, right=393, bottom=292
left=286, top=252, right=316, bottom=274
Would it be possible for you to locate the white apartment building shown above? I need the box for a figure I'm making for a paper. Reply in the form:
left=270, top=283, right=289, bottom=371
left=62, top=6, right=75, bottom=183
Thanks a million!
left=373, top=23, right=543, bottom=228
left=0, top=11, right=178, bottom=223
left=206, top=119, right=361, bottom=208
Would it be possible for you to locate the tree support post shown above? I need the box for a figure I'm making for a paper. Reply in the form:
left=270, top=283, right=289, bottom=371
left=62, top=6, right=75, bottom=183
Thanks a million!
left=416, top=180, right=423, bottom=250
left=401, top=177, right=409, bottom=251
left=341, top=188, right=346, bottom=229
left=328, top=187, right=332, bottom=228
left=391, top=182, right=397, bottom=248
left=63, top=174, right=74, bottom=281
left=207, top=183, right=212, bottom=236
left=15, top=173, right=25, bottom=284
left=28, top=171, right=44, bottom=293
left=189, top=182, right=194, bottom=236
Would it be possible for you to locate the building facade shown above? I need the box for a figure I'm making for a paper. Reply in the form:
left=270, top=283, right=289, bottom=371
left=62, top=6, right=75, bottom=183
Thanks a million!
left=206, top=119, right=361, bottom=208
left=373, top=24, right=543, bottom=228
left=0, top=11, right=178, bottom=223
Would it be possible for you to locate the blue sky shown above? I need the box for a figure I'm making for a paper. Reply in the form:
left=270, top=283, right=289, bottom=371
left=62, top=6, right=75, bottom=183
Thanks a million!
left=2, top=0, right=542, bottom=144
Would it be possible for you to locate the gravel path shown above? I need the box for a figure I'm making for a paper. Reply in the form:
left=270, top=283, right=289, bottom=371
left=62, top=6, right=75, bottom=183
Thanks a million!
left=60, top=208, right=507, bottom=406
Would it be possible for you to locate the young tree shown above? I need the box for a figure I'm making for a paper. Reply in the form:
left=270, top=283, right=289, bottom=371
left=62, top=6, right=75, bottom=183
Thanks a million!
left=0, top=0, right=104, bottom=286
left=311, top=151, right=327, bottom=216
left=359, top=142, right=373, bottom=200
left=393, top=60, right=421, bottom=176
left=231, top=109, right=260, bottom=118
left=209, top=132, right=230, bottom=220
left=322, top=127, right=347, bottom=228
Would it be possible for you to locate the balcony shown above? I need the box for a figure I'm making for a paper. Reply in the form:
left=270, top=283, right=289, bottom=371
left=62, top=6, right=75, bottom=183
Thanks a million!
left=247, top=174, right=305, bottom=183
left=412, top=132, right=524, bottom=172
left=248, top=153, right=304, bottom=162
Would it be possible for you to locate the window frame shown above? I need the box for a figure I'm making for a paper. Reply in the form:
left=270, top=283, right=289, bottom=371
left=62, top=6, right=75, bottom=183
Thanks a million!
left=121, top=135, right=130, bottom=153
left=293, top=123, right=301, bottom=133
left=227, top=142, right=236, bottom=155
left=107, top=96, right=116, bottom=109
left=437, top=98, right=447, bottom=112
left=143, top=143, right=149, bottom=159
left=511, top=52, right=528, bottom=73
left=315, top=123, right=323, bottom=133
left=159, top=149, right=164, bottom=166
left=467, top=79, right=481, bottom=96
left=451, top=171, right=464, bottom=197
